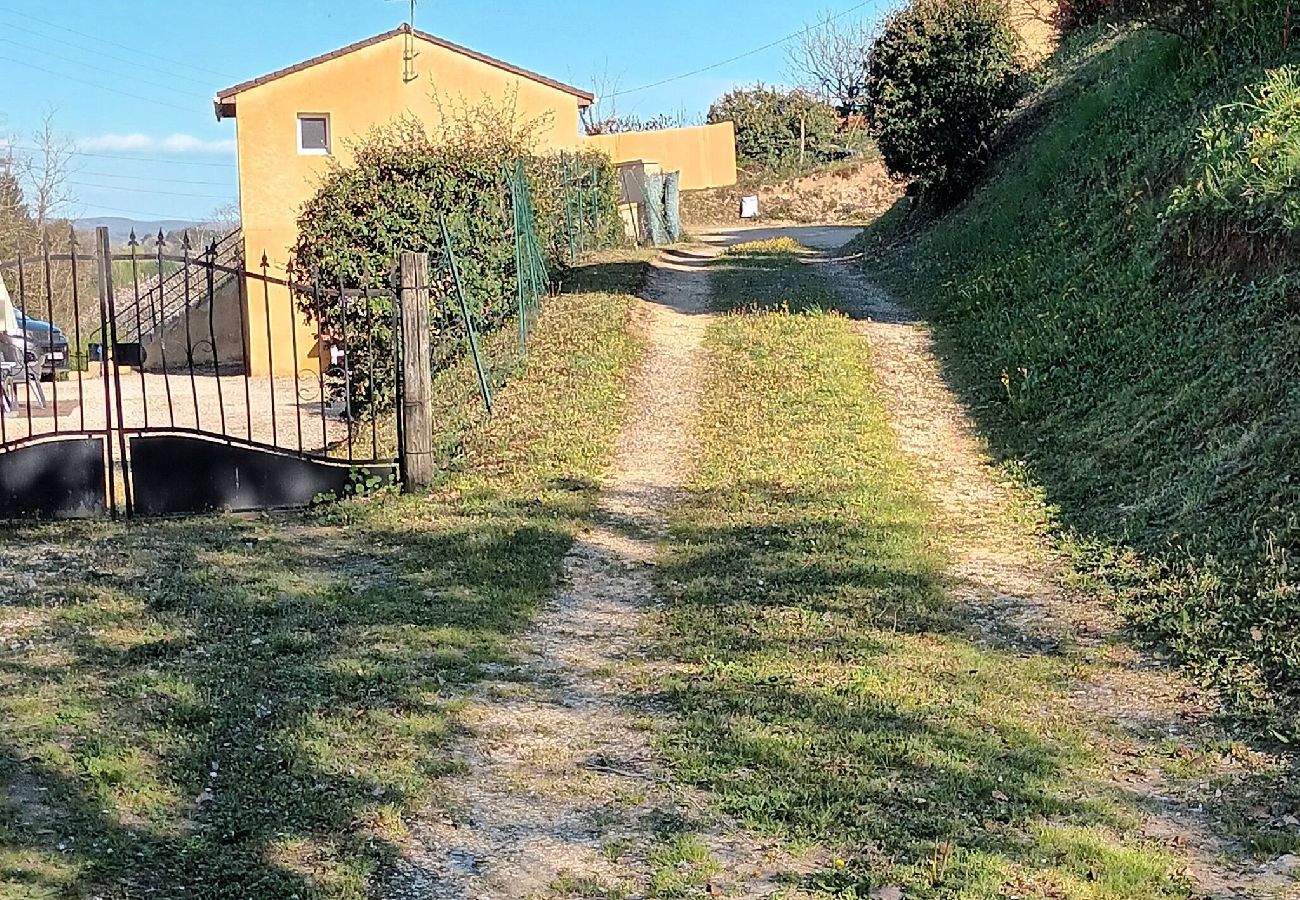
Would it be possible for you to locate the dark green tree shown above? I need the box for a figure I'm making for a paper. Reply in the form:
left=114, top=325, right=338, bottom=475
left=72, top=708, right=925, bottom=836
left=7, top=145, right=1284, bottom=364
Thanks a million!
left=865, top=0, right=1025, bottom=194
left=707, top=85, right=841, bottom=176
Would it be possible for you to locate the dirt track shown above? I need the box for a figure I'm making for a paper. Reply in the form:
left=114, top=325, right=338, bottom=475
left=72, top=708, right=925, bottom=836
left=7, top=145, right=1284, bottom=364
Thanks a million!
left=388, top=242, right=826, bottom=898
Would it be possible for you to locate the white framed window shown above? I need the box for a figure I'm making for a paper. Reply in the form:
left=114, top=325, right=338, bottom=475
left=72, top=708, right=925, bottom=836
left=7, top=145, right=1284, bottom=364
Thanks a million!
left=297, top=113, right=331, bottom=155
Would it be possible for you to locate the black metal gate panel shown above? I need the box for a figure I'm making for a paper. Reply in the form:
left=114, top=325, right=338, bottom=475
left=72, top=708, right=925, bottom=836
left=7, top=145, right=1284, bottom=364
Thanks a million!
left=129, top=434, right=396, bottom=516
left=0, top=226, right=402, bottom=521
left=0, top=437, right=107, bottom=519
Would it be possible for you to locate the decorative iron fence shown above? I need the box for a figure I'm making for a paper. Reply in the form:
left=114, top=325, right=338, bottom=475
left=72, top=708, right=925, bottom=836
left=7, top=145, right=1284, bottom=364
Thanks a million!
left=0, top=227, right=398, bottom=520
left=0, top=156, right=587, bottom=520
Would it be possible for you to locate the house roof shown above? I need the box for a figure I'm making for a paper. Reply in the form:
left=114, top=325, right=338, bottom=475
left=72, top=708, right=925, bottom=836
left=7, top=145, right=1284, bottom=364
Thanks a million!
left=214, top=24, right=594, bottom=120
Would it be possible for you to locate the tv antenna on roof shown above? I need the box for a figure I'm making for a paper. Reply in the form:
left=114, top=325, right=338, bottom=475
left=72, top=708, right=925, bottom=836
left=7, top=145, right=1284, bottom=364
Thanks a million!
left=388, top=0, right=421, bottom=82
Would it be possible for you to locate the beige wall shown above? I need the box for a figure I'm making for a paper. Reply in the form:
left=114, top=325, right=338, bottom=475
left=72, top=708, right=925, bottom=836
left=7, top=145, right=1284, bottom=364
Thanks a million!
left=581, top=123, right=738, bottom=192
left=229, top=32, right=586, bottom=374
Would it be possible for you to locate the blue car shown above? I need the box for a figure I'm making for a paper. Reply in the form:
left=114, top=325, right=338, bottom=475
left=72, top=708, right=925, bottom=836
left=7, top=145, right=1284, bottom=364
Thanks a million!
left=13, top=311, right=72, bottom=378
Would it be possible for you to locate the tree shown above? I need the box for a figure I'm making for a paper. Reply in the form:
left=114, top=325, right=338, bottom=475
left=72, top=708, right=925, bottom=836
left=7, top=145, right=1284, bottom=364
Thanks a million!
left=16, top=110, right=77, bottom=232
left=786, top=12, right=876, bottom=117
left=864, top=0, right=1025, bottom=194
left=580, top=68, right=701, bottom=135
left=0, top=154, right=35, bottom=261
left=204, top=202, right=242, bottom=233
left=707, top=85, right=840, bottom=176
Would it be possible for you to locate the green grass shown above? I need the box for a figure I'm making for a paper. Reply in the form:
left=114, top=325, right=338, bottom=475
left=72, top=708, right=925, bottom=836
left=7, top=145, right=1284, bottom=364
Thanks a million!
left=1169, top=64, right=1300, bottom=239
left=0, top=255, right=647, bottom=899
left=653, top=242, right=1192, bottom=898
left=861, top=28, right=1300, bottom=739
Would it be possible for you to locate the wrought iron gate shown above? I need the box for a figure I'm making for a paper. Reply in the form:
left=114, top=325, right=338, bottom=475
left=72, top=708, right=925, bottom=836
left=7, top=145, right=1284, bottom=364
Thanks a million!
left=0, top=226, right=400, bottom=520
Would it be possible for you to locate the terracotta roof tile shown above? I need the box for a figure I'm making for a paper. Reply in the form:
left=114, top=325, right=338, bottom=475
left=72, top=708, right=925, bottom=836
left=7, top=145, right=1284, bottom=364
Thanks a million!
left=214, top=24, right=593, bottom=118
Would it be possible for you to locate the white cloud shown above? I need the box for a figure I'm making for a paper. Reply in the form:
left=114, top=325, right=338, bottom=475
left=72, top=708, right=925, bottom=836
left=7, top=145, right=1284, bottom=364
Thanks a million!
left=78, top=133, right=236, bottom=155
left=78, top=133, right=155, bottom=152
left=160, top=134, right=236, bottom=154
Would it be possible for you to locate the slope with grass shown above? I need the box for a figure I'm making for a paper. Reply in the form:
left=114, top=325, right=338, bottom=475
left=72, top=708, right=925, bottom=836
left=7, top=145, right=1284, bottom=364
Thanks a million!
left=861, top=26, right=1300, bottom=738
left=0, top=256, right=647, bottom=899
left=655, top=241, right=1200, bottom=899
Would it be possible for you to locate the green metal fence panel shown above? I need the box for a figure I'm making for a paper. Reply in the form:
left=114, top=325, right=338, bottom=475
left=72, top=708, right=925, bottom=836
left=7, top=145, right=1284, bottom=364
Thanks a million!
left=664, top=170, right=683, bottom=243
left=644, top=173, right=670, bottom=247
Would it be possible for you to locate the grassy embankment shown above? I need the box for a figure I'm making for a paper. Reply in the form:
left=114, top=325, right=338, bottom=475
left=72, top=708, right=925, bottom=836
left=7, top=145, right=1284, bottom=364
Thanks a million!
left=655, top=240, right=1195, bottom=899
left=859, top=18, right=1300, bottom=738
left=0, top=254, right=648, bottom=899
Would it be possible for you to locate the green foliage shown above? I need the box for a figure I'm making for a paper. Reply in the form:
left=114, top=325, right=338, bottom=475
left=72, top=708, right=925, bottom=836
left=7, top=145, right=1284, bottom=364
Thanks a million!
left=864, top=0, right=1026, bottom=193
left=530, top=149, right=625, bottom=265
left=289, top=110, right=621, bottom=417
left=1053, top=0, right=1214, bottom=34
left=706, top=85, right=841, bottom=176
left=0, top=167, right=34, bottom=260
left=1055, top=0, right=1287, bottom=61
left=863, top=27, right=1300, bottom=736
left=1167, top=64, right=1300, bottom=240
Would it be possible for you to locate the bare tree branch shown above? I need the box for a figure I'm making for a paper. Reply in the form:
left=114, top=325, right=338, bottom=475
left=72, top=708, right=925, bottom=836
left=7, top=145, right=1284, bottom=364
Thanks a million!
left=786, top=11, right=875, bottom=117
left=17, top=109, right=78, bottom=232
left=581, top=68, right=625, bottom=136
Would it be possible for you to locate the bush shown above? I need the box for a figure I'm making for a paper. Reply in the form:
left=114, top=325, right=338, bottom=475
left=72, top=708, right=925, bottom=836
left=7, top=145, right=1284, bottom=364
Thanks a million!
left=1054, top=0, right=1211, bottom=32
left=707, top=85, right=841, bottom=176
left=289, top=110, right=620, bottom=416
left=530, top=150, right=625, bottom=265
left=1056, top=0, right=1286, bottom=62
left=864, top=0, right=1026, bottom=193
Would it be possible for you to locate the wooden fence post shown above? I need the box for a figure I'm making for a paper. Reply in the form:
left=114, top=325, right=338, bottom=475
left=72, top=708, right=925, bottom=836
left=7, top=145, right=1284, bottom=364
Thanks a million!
left=398, top=251, right=434, bottom=492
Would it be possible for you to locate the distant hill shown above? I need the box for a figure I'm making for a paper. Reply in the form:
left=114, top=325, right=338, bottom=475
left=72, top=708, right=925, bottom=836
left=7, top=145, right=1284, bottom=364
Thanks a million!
left=74, top=217, right=203, bottom=244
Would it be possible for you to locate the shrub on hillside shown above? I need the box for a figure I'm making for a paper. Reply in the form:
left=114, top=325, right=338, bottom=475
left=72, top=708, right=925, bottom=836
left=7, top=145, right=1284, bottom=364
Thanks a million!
left=1056, top=0, right=1286, bottom=62
left=1054, top=0, right=1212, bottom=33
left=707, top=86, right=841, bottom=176
left=864, top=0, right=1026, bottom=194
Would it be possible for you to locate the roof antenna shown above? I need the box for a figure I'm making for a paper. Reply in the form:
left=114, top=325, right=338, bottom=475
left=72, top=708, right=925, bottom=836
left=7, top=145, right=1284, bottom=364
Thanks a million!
left=388, top=0, right=421, bottom=82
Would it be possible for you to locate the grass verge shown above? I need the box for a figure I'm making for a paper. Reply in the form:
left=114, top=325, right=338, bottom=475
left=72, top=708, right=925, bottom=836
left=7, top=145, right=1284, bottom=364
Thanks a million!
left=860, top=29, right=1300, bottom=738
left=0, top=254, right=647, bottom=899
left=655, top=241, right=1193, bottom=898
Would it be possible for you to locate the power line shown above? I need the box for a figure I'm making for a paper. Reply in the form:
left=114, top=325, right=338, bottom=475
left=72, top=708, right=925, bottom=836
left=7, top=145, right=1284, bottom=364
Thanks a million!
left=0, top=38, right=211, bottom=104
left=69, top=180, right=235, bottom=201
left=78, top=170, right=234, bottom=188
left=75, top=202, right=220, bottom=221
left=0, top=4, right=240, bottom=82
left=0, top=55, right=197, bottom=114
left=0, top=20, right=220, bottom=91
left=8, top=144, right=236, bottom=170
left=606, top=0, right=882, bottom=98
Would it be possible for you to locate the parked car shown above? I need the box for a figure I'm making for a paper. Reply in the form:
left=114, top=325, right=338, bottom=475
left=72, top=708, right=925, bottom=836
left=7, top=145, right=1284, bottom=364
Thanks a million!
left=13, top=311, right=71, bottom=379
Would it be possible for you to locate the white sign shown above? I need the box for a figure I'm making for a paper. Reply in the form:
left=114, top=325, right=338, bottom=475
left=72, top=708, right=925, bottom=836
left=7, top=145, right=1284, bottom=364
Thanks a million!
left=739, top=195, right=760, bottom=219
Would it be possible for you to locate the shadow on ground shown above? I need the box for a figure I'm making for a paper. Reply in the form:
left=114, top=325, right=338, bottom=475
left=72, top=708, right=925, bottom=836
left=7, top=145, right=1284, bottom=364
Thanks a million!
left=0, top=487, right=589, bottom=896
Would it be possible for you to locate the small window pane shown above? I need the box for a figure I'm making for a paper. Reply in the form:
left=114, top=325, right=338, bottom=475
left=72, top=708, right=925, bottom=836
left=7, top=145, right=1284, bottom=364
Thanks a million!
left=300, top=117, right=329, bottom=152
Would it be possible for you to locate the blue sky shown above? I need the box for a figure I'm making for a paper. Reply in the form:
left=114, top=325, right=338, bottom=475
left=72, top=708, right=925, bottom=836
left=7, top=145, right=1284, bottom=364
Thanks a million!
left=0, top=0, right=885, bottom=221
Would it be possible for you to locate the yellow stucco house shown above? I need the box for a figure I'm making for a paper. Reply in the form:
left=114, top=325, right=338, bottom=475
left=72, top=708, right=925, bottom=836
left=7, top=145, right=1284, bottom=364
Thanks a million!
left=214, top=24, right=737, bottom=375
